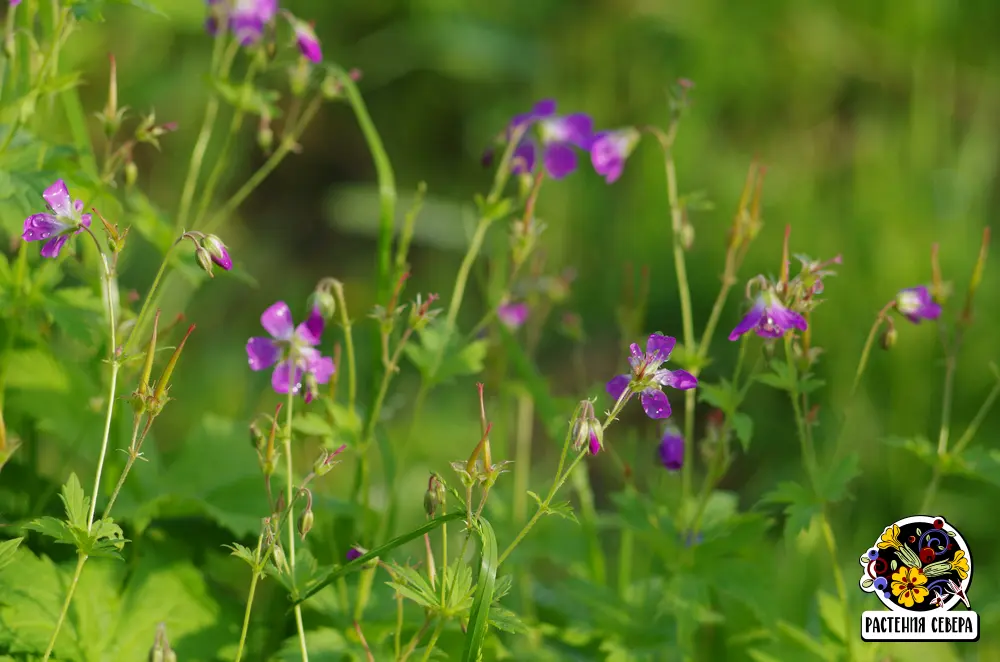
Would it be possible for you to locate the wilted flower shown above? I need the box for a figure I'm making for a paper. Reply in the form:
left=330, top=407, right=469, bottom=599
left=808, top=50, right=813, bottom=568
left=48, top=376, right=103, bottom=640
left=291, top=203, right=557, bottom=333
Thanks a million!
left=606, top=333, right=697, bottom=420
left=493, top=99, right=595, bottom=179
left=590, top=128, right=640, bottom=183
left=658, top=426, right=684, bottom=471
left=728, top=290, right=807, bottom=341
left=21, top=180, right=92, bottom=258
left=895, top=286, right=941, bottom=324
left=284, top=13, right=322, bottom=62
left=497, top=302, right=528, bottom=330
left=246, top=301, right=336, bottom=399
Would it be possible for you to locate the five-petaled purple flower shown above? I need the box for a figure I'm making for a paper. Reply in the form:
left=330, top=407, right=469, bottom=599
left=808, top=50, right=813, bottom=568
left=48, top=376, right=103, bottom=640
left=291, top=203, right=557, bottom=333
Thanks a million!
left=728, top=291, right=807, bottom=341
left=590, top=128, right=640, bottom=184
left=895, top=286, right=941, bottom=324
left=497, top=302, right=528, bottom=330
left=21, top=180, right=92, bottom=258
left=606, top=333, right=697, bottom=420
left=246, top=301, right=335, bottom=402
left=285, top=13, right=322, bottom=62
left=658, top=427, right=684, bottom=471
left=503, top=99, right=594, bottom=179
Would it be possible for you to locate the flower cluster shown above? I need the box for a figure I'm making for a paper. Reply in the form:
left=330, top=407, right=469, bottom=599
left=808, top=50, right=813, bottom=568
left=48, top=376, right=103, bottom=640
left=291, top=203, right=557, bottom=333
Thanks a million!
left=487, top=99, right=641, bottom=182
left=246, top=302, right=336, bottom=403
left=205, top=1, right=322, bottom=62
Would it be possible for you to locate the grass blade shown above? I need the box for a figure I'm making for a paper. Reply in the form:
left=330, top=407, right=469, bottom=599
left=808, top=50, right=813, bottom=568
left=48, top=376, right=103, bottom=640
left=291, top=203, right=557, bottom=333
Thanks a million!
left=462, top=517, right=498, bottom=662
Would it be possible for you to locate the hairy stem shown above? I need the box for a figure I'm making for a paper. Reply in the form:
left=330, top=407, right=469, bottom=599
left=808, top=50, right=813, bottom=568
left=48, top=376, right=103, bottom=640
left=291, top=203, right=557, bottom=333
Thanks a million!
left=41, top=553, right=87, bottom=662
left=233, top=569, right=260, bottom=662
left=284, top=388, right=309, bottom=662
left=418, top=619, right=445, bottom=662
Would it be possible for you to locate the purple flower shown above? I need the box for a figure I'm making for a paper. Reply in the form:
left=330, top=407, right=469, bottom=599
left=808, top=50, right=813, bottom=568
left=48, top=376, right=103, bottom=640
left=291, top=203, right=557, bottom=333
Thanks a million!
left=896, top=286, right=941, bottom=324
left=658, top=427, right=684, bottom=471
left=500, top=99, right=594, bottom=179
left=21, top=180, right=92, bottom=258
left=246, top=301, right=336, bottom=400
left=346, top=547, right=364, bottom=562
left=590, top=128, right=640, bottom=184
left=605, top=333, right=697, bottom=420
left=286, top=14, right=322, bottom=63
left=728, top=291, right=807, bottom=341
left=207, top=0, right=278, bottom=44
left=497, top=302, right=528, bottom=330
left=10, top=0, right=22, bottom=6
left=203, top=234, right=232, bottom=270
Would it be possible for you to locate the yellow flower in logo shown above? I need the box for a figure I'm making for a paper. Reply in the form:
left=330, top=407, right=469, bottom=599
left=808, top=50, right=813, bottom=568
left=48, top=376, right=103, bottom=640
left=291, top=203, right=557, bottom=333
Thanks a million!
left=891, top=565, right=929, bottom=608
left=878, top=524, right=902, bottom=550
left=950, top=550, right=969, bottom=580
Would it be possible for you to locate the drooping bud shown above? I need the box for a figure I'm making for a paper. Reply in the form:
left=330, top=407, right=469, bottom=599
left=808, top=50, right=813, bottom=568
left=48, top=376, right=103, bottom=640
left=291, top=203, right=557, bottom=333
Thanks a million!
left=272, top=545, right=289, bottom=574
left=880, top=321, right=898, bottom=351
left=298, top=509, right=314, bottom=540
left=424, top=473, right=447, bottom=517
left=195, top=246, right=214, bottom=278
left=658, top=426, right=684, bottom=471
left=308, top=289, right=336, bottom=320
left=201, top=234, right=232, bottom=271
left=125, top=160, right=139, bottom=188
left=571, top=400, right=603, bottom=455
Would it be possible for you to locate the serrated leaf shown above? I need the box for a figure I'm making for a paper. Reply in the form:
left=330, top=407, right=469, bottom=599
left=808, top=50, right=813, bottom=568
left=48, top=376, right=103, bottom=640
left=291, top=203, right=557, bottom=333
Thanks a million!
left=818, top=453, right=860, bottom=504
left=761, top=481, right=819, bottom=538
left=816, top=591, right=845, bottom=642
left=547, top=500, right=578, bottom=523
left=23, top=516, right=77, bottom=546
left=0, top=538, right=23, bottom=572
left=489, top=605, right=528, bottom=634
left=59, top=473, right=88, bottom=530
left=226, top=543, right=258, bottom=569
left=404, top=322, right=486, bottom=385
left=698, top=379, right=738, bottom=413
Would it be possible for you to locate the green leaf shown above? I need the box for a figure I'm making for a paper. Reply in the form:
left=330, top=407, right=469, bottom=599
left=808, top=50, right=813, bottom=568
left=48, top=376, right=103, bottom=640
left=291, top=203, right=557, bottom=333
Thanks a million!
left=775, top=620, right=837, bottom=661
left=225, top=543, right=258, bottom=569
left=0, top=538, right=23, bottom=572
left=489, top=605, right=528, bottom=634
left=59, top=473, right=88, bottom=530
left=816, top=590, right=846, bottom=642
left=881, top=435, right=935, bottom=465
left=756, top=362, right=793, bottom=392
left=463, top=517, right=498, bottom=662
left=404, top=322, right=487, bottom=384
left=818, top=453, right=860, bottom=504
left=5, top=348, right=70, bottom=392
left=732, top=413, right=753, bottom=452
left=297, top=511, right=465, bottom=603
left=23, top=516, right=77, bottom=546
left=761, top=481, right=819, bottom=538
left=474, top=194, right=513, bottom=222
left=697, top=379, right=739, bottom=414
left=213, top=80, right=282, bottom=118
left=293, top=412, right=334, bottom=438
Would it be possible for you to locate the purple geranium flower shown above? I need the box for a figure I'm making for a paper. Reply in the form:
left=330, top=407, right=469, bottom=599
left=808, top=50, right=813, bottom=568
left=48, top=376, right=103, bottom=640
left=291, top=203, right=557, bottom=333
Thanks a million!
left=346, top=546, right=365, bottom=562
left=606, top=333, right=697, bottom=420
left=207, top=0, right=277, bottom=44
left=21, top=180, right=92, bottom=258
left=590, top=128, right=640, bottom=184
left=203, top=234, right=232, bottom=270
left=728, top=291, right=807, bottom=341
left=895, top=286, right=941, bottom=324
left=246, top=301, right=336, bottom=401
left=284, top=12, right=322, bottom=62
left=501, top=99, right=594, bottom=179
left=658, top=427, right=684, bottom=471
left=497, top=302, right=528, bottom=330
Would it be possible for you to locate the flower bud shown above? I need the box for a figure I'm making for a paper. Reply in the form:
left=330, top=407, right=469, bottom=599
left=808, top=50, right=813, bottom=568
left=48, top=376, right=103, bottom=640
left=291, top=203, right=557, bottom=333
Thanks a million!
left=201, top=234, right=232, bottom=271
left=272, top=545, right=288, bottom=573
left=125, top=161, right=138, bottom=188
left=571, top=400, right=602, bottom=455
left=195, top=246, right=214, bottom=278
left=880, top=324, right=897, bottom=351
left=308, top=290, right=337, bottom=320
left=424, top=473, right=446, bottom=517
left=298, top=509, right=314, bottom=540
left=680, top=222, right=695, bottom=251
left=289, top=59, right=309, bottom=97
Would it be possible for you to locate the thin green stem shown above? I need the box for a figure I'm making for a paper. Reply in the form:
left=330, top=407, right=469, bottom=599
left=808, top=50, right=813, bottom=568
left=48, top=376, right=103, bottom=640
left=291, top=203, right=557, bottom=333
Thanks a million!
left=418, top=619, right=445, bottom=662
left=440, top=521, right=448, bottom=607
left=175, top=36, right=237, bottom=232
left=850, top=301, right=896, bottom=397
left=662, top=134, right=696, bottom=506
left=511, top=393, right=533, bottom=528
left=399, top=616, right=432, bottom=662
left=101, top=420, right=142, bottom=519
left=124, top=237, right=183, bottom=354
left=234, top=570, right=260, bottom=662
left=202, top=96, right=323, bottom=236
left=41, top=553, right=87, bottom=662
left=283, top=388, right=309, bottom=662
left=936, top=353, right=959, bottom=456
left=193, top=60, right=261, bottom=227
left=330, top=281, right=357, bottom=412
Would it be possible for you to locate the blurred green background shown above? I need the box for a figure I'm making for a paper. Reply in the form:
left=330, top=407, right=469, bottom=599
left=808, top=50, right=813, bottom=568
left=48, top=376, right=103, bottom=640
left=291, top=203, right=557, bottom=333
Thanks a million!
left=5, top=0, right=1000, bottom=659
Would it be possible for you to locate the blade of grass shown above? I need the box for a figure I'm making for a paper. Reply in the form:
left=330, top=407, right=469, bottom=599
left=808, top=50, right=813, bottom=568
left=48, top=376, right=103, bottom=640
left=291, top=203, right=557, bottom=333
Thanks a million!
left=461, top=517, right=498, bottom=662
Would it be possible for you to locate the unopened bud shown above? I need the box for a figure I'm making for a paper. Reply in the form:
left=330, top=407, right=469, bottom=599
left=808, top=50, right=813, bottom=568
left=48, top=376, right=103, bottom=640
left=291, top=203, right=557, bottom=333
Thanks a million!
left=195, top=246, right=214, bottom=278
left=272, top=545, right=288, bottom=573
left=299, top=509, right=314, bottom=540
left=680, top=222, right=695, bottom=251
left=880, top=324, right=897, bottom=351
left=257, top=119, right=274, bottom=153
left=308, top=290, right=337, bottom=320
left=201, top=234, right=232, bottom=271
left=424, top=473, right=447, bottom=517
left=125, top=161, right=138, bottom=188
left=571, top=400, right=602, bottom=455
left=313, top=444, right=347, bottom=476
